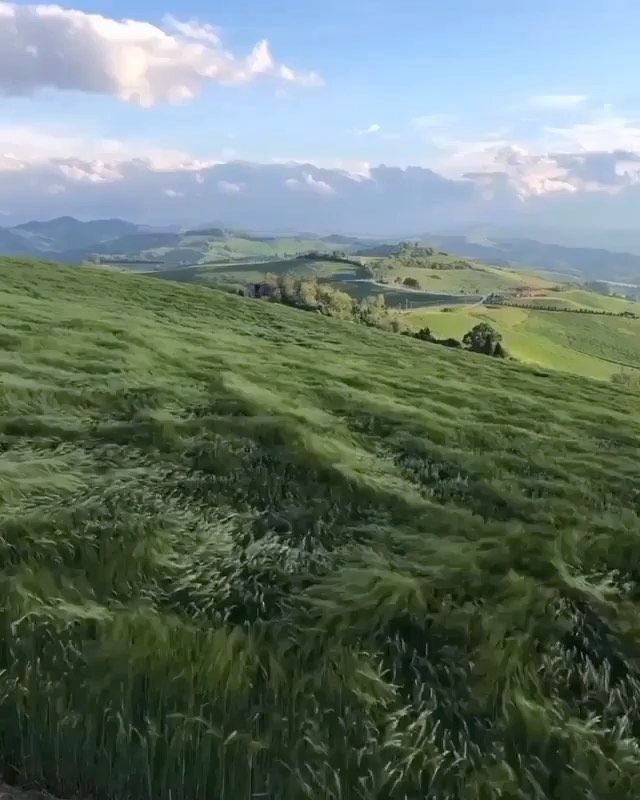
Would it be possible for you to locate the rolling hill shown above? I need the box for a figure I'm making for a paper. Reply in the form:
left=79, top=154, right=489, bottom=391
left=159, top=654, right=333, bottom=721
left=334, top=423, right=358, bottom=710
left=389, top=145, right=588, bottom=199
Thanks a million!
left=3, top=217, right=640, bottom=287
left=147, top=249, right=640, bottom=381
left=12, top=217, right=140, bottom=252
left=0, top=218, right=362, bottom=265
left=407, top=302, right=640, bottom=380
left=1, top=256, right=640, bottom=799
left=420, top=233, right=640, bottom=283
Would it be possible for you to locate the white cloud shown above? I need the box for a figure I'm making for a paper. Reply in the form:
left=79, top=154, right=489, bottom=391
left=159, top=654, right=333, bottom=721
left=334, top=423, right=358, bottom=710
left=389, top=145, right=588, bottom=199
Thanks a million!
left=5, top=150, right=640, bottom=234
left=217, top=180, right=242, bottom=195
left=162, top=14, right=221, bottom=45
left=527, top=94, right=588, bottom=110
left=58, top=161, right=123, bottom=184
left=6, top=117, right=640, bottom=231
left=353, top=124, right=381, bottom=136
left=544, top=115, right=640, bottom=153
left=0, top=2, right=322, bottom=106
left=0, top=124, right=218, bottom=172
left=285, top=172, right=335, bottom=195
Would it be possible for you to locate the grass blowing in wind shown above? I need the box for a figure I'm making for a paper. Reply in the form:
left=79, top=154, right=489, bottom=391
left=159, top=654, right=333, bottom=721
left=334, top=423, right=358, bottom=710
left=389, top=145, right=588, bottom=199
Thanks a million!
left=1, top=257, right=640, bottom=799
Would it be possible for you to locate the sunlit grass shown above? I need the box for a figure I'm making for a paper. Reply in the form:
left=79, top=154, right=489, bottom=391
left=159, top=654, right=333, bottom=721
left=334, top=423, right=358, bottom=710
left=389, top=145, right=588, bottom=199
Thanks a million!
left=1, top=257, right=640, bottom=799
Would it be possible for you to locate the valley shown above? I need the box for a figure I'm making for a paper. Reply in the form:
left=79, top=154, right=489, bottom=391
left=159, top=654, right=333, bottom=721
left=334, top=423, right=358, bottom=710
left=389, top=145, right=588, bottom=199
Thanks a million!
left=2, top=216, right=639, bottom=382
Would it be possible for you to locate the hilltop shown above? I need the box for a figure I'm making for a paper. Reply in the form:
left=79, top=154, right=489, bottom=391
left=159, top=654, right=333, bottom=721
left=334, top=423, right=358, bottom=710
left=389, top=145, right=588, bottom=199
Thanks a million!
left=1, top=257, right=640, bottom=799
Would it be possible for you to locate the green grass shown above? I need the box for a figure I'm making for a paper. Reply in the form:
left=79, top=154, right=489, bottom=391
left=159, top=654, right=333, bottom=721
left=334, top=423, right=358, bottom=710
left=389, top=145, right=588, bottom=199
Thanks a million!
left=157, top=258, right=355, bottom=286
left=407, top=303, right=640, bottom=379
left=374, top=260, right=555, bottom=295
left=161, top=236, right=335, bottom=265
left=499, top=288, right=640, bottom=314
left=2, top=257, right=640, bottom=799
left=94, top=233, right=339, bottom=269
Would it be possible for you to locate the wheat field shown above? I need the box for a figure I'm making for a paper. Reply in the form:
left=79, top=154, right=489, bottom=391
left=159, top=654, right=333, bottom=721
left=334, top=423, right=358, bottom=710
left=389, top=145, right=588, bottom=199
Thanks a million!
left=1, top=258, right=640, bottom=799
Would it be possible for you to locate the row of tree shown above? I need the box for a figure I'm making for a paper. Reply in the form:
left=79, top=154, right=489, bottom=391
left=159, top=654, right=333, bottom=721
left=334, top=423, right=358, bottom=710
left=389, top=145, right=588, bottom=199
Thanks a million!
left=489, top=298, right=638, bottom=318
left=251, top=274, right=507, bottom=359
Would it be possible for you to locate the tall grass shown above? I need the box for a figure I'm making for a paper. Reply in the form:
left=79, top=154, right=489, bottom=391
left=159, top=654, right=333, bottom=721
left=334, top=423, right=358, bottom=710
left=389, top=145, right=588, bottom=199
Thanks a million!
left=1, top=258, right=640, bottom=798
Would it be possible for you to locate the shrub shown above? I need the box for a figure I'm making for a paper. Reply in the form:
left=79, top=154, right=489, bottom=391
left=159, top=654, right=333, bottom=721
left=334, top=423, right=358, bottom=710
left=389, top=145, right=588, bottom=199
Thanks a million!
left=414, top=327, right=435, bottom=342
left=463, top=322, right=502, bottom=354
left=402, top=277, right=421, bottom=289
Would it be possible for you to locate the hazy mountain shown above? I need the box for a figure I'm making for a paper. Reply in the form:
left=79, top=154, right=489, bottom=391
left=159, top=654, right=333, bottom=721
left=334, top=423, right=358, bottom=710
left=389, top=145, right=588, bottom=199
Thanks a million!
left=419, top=234, right=640, bottom=281
left=0, top=227, right=38, bottom=255
left=12, top=216, right=141, bottom=253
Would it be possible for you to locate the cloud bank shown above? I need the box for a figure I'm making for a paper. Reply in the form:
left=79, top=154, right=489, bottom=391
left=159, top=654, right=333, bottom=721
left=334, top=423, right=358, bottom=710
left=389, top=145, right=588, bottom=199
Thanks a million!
left=4, top=113, right=640, bottom=233
left=0, top=2, right=322, bottom=105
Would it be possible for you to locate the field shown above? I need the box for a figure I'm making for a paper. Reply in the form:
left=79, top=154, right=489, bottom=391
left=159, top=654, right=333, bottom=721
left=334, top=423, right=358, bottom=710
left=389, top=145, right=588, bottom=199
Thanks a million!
left=99, top=234, right=347, bottom=270
left=162, top=254, right=640, bottom=380
left=156, top=257, right=353, bottom=286
left=407, top=301, right=640, bottom=379
left=2, top=257, right=640, bottom=799
left=368, top=259, right=556, bottom=295
left=153, top=258, right=477, bottom=309
left=510, top=288, right=640, bottom=314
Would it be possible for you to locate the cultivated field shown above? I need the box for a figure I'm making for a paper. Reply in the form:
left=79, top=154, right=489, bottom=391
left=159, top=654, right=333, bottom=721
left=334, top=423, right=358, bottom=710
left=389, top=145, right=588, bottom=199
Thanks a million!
left=407, top=300, right=640, bottom=379
left=1, top=257, right=640, bottom=799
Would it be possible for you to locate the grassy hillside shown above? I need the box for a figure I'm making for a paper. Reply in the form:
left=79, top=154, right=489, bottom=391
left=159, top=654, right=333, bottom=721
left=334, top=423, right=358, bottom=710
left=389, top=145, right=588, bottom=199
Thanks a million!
left=2, top=257, right=640, bottom=799
left=519, top=288, right=640, bottom=314
left=370, top=260, right=555, bottom=295
left=157, top=257, right=352, bottom=286
left=89, top=233, right=341, bottom=268
left=407, top=302, right=640, bottom=379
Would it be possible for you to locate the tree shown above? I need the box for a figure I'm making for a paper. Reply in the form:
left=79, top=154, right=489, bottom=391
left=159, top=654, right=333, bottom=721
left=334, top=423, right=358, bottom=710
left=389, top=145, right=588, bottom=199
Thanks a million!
left=414, top=327, right=435, bottom=342
left=403, top=277, right=420, bottom=289
left=462, top=322, right=502, bottom=354
left=493, top=341, right=506, bottom=358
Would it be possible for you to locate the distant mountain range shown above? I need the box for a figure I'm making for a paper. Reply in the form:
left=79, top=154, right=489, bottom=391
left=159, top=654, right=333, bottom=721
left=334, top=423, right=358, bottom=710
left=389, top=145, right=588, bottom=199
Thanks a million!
left=0, top=217, right=162, bottom=258
left=2, top=216, right=640, bottom=284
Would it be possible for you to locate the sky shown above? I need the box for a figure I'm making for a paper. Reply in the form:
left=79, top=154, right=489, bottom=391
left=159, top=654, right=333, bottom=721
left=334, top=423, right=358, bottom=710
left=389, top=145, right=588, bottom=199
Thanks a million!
left=3, top=0, right=640, bottom=231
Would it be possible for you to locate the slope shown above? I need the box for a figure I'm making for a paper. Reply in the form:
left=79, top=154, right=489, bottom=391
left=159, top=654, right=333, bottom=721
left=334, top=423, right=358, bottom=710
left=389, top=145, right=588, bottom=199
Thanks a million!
left=407, top=302, right=640, bottom=379
left=1, top=257, right=640, bottom=800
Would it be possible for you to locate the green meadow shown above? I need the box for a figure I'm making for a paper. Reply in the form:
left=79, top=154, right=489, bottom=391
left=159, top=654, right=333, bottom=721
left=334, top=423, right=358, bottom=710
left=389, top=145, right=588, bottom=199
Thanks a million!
left=407, top=301, right=640, bottom=379
left=1, top=257, right=640, bottom=799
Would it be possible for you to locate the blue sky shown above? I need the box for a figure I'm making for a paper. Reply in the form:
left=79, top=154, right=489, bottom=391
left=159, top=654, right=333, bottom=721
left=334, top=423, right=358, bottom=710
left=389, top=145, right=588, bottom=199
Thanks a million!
left=3, top=0, right=640, bottom=228
left=4, top=0, right=640, bottom=167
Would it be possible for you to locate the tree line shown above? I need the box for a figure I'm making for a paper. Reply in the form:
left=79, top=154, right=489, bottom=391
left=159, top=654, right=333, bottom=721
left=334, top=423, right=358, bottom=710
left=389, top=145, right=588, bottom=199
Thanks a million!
left=244, top=274, right=507, bottom=359
left=488, top=298, right=638, bottom=318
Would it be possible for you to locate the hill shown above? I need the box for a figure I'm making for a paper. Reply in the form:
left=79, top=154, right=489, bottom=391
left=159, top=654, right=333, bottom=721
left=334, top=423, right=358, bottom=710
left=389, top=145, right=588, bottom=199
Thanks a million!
left=421, top=233, right=640, bottom=283
left=0, top=228, right=35, bottom=256
left=1, top=257, right=640, bottom=799
left=407, top=299, right=640, bottom=380
left=4, top=218, right=640, bottom=286
left=12, top=216, right=140, bottom=253
left=0, top=218, right=358, bottom=266
left=144, top=254, right=640, bottom=380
